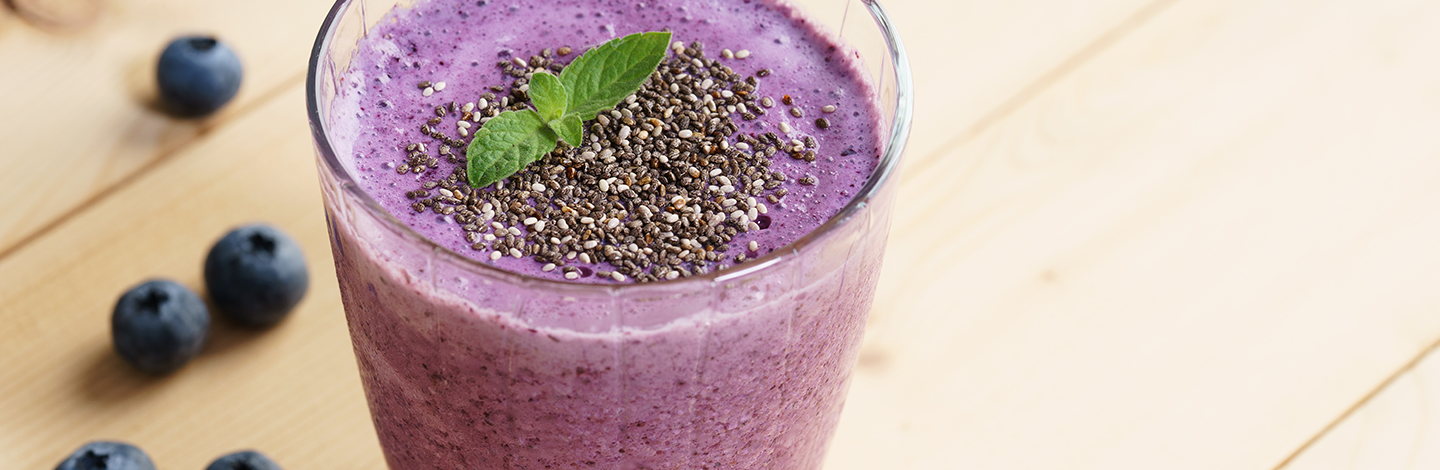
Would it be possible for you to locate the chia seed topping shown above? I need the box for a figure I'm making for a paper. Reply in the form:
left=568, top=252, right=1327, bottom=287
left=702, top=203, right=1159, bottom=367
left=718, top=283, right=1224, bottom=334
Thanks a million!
left=386, top=40, right=830, bottom=283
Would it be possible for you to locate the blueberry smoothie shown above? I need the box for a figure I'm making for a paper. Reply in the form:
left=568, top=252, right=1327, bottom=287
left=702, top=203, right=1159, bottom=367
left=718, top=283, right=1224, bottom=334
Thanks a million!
left=315, top=0, right=896, bottom=467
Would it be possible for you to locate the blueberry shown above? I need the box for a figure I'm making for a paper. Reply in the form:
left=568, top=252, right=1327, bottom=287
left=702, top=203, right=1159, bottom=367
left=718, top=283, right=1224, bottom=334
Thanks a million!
left=205, top=450, right=283, bottom=470
left=204, top=224, right=309, bottom=327
left=112, top=279, right=210, bottom=374
left=55, top=441, right=156, bottom=470
left=156, top=36, right=242, bottom=116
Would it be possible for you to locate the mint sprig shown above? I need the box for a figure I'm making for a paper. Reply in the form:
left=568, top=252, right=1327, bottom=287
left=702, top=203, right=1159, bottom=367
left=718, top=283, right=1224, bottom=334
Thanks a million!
left=466, top=31, right=672, bottom=189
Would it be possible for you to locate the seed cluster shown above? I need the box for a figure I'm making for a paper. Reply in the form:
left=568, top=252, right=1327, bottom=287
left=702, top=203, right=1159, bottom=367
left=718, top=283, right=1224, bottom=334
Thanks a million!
left=393, top=40, right=840, bottom=283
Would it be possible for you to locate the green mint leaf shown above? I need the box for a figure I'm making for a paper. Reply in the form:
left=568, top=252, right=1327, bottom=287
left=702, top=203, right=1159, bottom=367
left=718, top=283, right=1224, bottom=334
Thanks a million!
left=528, top=71, right=567, bottom=122
left=559, top=31, right=672, bottom=121
left=466, top=109, right=558, bottom=189
left=464, top=31, right=671, bottom=189
left=550, top=114, right=584, bottom=148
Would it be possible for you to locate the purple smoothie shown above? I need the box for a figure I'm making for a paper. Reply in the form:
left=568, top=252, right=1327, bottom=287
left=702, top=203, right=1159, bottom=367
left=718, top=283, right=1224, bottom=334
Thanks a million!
left=318, top=0, right=892, bottom=467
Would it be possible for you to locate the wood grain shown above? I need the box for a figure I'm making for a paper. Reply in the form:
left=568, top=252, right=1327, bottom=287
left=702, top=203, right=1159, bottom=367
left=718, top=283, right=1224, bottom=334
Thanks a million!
left=858, top=0, right=1165, bottom=162
left=828, top=0, right=1440, bottom=468
left=0, top=0, right=333, bottom=255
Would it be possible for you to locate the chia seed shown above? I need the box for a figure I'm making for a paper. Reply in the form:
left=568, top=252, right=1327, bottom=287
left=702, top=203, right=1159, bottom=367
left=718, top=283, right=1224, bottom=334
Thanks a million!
left=387, top=42, right=808, bottom=283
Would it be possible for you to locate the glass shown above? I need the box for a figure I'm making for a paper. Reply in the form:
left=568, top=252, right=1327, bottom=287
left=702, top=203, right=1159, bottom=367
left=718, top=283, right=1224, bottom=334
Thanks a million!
left=307, top=0, right=912, bottom=468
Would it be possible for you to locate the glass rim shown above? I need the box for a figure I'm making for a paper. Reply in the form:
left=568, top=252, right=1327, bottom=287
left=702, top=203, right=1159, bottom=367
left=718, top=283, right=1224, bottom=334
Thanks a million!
left=305, top=0, right=914, bottom=294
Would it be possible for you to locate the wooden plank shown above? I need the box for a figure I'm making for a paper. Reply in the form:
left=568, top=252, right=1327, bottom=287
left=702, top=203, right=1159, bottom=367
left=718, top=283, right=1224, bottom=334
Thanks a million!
left=0, top=84, right=385, bottom=468
left=0, top=0, right=333, bottom=254
left=885, top=0, right=1176, bottom=163
left=827, top=0, right=1440, bottom=468
left=1280, top=341, right=1440, bottom=470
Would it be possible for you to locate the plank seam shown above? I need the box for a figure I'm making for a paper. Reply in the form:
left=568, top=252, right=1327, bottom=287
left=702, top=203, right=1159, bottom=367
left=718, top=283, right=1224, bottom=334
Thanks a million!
left=0, top=72, right=307, bottom=264
left=1272, top=335, right=1440, bottom=469
left=902, top=0, right=1184, bottom=178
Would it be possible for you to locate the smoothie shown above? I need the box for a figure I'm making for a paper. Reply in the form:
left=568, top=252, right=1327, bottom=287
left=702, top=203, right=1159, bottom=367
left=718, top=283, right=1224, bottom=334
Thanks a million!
left=314, top=0, right=898, bottom=467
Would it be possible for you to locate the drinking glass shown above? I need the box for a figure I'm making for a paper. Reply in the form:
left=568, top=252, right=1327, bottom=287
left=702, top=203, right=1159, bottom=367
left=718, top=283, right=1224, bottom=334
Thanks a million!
left=307, top=0, right=911, bottom=467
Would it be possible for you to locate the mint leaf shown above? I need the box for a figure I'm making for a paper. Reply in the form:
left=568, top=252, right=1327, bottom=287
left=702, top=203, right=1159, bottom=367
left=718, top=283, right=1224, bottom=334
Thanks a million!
left=466, top=109, right=558, bottom=189
left=550, top=114, right=584, bottom=148
left=528, top=71, right=567, bottom=122
left=465, top=31, right=670, bottom=189
left=559, top=31, right=672, bottom=121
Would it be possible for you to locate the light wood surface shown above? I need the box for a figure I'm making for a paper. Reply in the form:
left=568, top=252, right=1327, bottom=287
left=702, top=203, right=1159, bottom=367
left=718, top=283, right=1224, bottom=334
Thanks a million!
left=840, top=0, right=1440, bottom=467
left=0, top=84, right=382, bottom=467
left=0, top=0, right=334, bottom=255
left=3, top=0, right=1439, bottom=468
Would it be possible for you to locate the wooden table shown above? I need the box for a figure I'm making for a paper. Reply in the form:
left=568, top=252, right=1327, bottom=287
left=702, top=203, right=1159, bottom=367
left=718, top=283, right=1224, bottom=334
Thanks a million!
left=3, top=0, right=1439, bottom=467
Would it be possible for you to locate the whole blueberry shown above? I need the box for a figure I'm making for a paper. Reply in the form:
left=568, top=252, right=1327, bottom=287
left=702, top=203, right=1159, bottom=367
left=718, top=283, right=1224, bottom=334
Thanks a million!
left=205, top=450, right=283, bottom=470
left=204, top=224, right=309, bottom=327
left=112, top=279, right=210, bottom=374
left=55, top=441, right=156, bottom=470
left=156, top=36, right=242, bottom=116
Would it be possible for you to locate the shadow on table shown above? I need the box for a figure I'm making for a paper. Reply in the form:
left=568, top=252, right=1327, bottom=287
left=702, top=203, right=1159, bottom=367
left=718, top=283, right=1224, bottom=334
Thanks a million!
left=200, top=303, right=278, bottom=357
left=75, top=308, right=270, bottom=403
left=75, top=344, right=171, bottom=403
